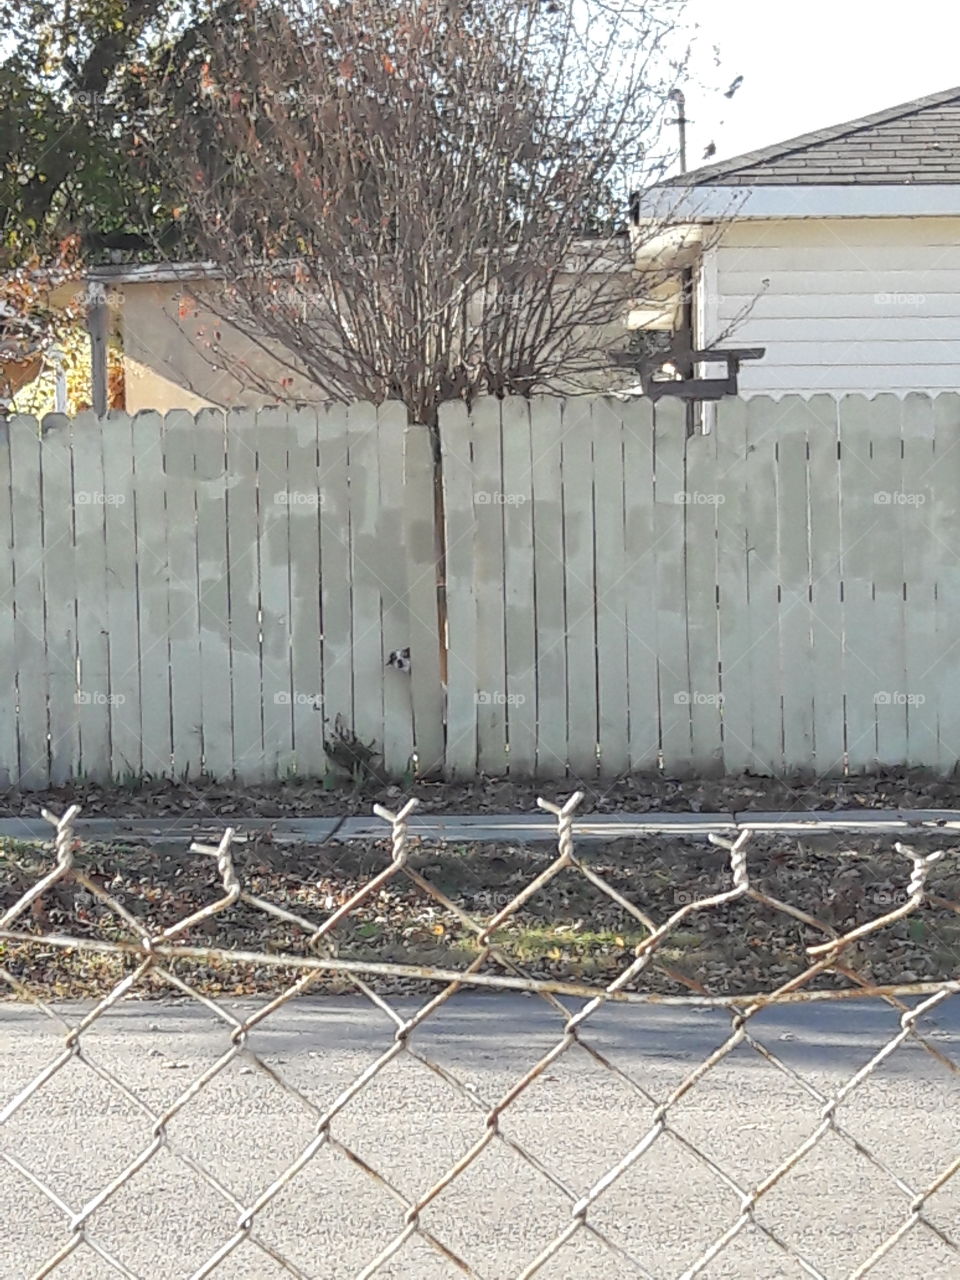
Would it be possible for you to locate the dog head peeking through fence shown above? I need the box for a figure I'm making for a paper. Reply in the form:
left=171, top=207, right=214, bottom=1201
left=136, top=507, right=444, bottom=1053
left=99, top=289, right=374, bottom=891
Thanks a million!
left=386, top=647, right=411, bottom=673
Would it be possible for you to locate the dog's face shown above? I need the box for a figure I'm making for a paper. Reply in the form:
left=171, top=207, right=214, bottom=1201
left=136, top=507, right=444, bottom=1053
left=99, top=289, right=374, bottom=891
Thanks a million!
left=386, top=647, right=411, bottom=673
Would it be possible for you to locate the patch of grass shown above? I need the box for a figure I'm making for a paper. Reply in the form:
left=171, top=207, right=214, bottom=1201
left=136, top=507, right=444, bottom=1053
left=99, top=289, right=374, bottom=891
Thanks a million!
left=0, top=837, right=49, bottom=861
left=488, top=922, right=646, bottom=960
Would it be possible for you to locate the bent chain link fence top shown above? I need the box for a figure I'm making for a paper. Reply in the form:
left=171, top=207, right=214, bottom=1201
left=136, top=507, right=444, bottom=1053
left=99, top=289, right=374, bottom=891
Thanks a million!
left=1, top=796, right=959, bottom=1278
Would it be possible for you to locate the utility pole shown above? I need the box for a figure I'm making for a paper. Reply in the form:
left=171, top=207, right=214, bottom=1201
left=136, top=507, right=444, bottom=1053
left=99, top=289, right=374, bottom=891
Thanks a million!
left=669, top=88, right=687, bottom=175
left=51, top=346, right=67, bottom=413
left=668, top=88, right=696, bottom=435
left=87, top=281, right=109, bottom=416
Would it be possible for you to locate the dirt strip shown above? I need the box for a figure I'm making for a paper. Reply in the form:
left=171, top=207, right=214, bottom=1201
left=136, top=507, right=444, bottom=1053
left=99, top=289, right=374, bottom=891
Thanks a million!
left=2, top=824, right=959, bottom=1003
left=6, top=766, right=960, bottom=821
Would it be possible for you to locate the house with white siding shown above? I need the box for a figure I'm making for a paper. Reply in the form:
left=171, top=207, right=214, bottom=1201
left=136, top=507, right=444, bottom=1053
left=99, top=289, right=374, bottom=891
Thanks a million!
left=634, top=85, right=960, bottom=398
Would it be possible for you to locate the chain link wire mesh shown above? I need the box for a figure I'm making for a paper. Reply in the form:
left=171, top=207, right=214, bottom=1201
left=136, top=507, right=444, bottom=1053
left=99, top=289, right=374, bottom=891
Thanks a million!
left=1, top=795, right=959, bottom=1278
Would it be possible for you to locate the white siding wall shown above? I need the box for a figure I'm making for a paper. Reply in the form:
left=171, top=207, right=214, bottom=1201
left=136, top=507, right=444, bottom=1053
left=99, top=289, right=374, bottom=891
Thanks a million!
left=707, top=216, right=960, bottom=396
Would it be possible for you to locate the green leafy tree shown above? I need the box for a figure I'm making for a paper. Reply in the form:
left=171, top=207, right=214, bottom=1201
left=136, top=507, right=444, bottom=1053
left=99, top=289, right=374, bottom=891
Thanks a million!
left=0, top=0, right=224, bottom=262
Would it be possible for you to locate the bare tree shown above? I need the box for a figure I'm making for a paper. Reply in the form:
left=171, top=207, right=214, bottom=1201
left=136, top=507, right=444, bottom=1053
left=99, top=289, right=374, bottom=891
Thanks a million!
left=150, top=0, right=694, bottom=428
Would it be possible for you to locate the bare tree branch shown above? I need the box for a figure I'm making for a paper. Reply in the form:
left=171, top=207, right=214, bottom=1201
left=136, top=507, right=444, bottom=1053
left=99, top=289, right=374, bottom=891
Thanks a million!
left=152, top=0, right=694, bottom=428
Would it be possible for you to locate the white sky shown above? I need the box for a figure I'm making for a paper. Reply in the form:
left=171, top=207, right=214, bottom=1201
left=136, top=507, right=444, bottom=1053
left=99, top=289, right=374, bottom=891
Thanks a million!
left=681, top=0, right=960, bottom=170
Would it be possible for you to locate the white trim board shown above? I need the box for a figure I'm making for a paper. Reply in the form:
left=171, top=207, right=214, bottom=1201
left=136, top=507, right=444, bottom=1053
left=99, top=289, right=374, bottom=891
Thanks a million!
left=645, top=184, right=960, bottom=222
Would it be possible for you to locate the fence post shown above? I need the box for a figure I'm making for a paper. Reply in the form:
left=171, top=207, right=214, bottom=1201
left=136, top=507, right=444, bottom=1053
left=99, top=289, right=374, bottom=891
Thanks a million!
left=87, top=283, right=109, bottom=417
left=0, top=417, right=17, bottom=787
left=402, top=424, right=446, bottom=775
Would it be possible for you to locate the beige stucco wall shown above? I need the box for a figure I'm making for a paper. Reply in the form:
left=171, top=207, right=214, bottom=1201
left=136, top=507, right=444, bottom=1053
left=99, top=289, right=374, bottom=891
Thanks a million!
left=116, top=269, right=670, bottom=413
left=120, top=281, right=323, bottom=413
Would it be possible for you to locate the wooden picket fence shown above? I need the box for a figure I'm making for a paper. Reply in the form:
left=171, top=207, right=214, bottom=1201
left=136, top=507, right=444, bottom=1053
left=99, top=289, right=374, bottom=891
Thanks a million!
left=2, top=391, right=959, bottom=787
left=0, top=404, right=443, bottom=788
left=441, top=391, right=960, bottom=778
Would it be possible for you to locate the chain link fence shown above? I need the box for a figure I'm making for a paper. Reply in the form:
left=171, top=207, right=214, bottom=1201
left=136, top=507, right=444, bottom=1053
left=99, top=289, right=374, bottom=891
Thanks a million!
left=1, top=795, right=959, bottom=1278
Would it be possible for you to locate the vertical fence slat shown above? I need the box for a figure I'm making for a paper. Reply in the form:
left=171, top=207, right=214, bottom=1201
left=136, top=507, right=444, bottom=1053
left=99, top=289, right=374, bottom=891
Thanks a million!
left=932, top=393, right=960, bottom=769
left=807, top=396, right=845, bottom=776
left=39, top=416, right=80, bottom=784
left=501, top=397, right=537, bottom=776
left=653, top=401, right=692, bottom=774
left=439, top=401, right=477, bottom=778
left=194, top=409, right=233, bottom=779
left=870, top=396, right=909, bottom=765
left=741, top=397, right=783, bottom=774
left=287, top=407, right=328, bottom=778
left=378, top=404, right=415, bottom=777
left=591, top=398, right=629, bottom=776
left=347, top=402, right=386, bottom=766
left=71, top=411, right=111, bottom=781
left=102, top=411, right=143, bottom=778
left=684, top=423, right=723, bottom=773
left=714, top=398, right=752, bottom=774
left=622, top=398, right=658, bottom=772
left=839, top=395, right=880, bottom=771
left=403, top=423, right=445, bottom=776
left=471, top=398, right=508, bottom=774
left=561, top=398, right=598, bottom=780
left=0, top=419, right=16, bottom=786
left=225, top=408, right=264, bottom=781
left=901, top=394, right=938, bottom=768
left=775, top=400, right=815, bottom=774
left=529, top=396, right=568, bottom=778
left=132, top=411, right=173, bottom=779
left=317, top=403, right=353, bottom=758
left=9, top=417, right=49, bottom=787
left=163, top=411, right=204, bottom=778
left=258, top=407, right=296, bottom=778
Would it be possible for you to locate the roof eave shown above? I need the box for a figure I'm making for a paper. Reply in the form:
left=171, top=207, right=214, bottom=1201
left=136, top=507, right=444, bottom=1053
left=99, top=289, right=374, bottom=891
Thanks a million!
left=642, top=182, right=960, bottom=221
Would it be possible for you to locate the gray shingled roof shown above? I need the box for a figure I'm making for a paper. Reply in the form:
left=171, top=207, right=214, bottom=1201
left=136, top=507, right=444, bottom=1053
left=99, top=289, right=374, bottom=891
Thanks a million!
left=673, top=86, right=960, bottom=186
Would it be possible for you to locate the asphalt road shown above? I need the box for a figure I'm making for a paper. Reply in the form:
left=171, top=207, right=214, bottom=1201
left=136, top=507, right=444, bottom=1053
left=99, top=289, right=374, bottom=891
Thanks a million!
left=2, top=994, right=959, bottom=1280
